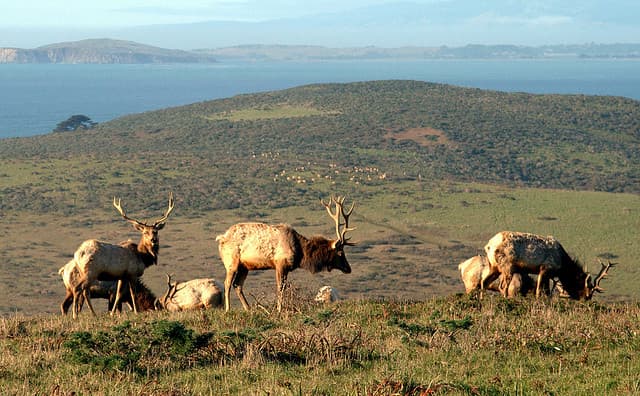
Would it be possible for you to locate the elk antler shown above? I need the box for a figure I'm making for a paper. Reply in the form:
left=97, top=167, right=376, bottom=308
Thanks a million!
left=321, top=195, right=356, bottom=246
left=113, top=192, right=175, bottom=228
left=113, top=196, right=147, bottom=227
left=592, top=261, right=615, bottom=293
left=153, top=192, right=175, bottom=227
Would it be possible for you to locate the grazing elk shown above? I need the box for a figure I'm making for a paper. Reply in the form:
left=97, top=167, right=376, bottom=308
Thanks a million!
left=70, top=192, right=174, bottom=318
left=481, top=231, right=614, bottom=300
left=216, top=195, right=355, bottom=312
left=59, top=260, right=157, bottom=315
left=458, top=255, right=535, bottom=297
left=156, top=274, right=224, bottom=311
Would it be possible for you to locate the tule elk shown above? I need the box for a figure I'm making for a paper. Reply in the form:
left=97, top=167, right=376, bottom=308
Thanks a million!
left=59, top=260, right=157, bottom=315
left=481, top=231, right=613, bottom=300
left=156, top=274, right=224, bottom=311
left=315, top=285, right=340, bottom=303
left=70, top=193, right=174, bottom=318
left=216, top=195, right=355, bottom=312
left=458, top=255, right=536, bottom=297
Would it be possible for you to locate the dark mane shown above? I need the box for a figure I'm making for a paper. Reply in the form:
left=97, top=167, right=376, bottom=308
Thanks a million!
left=111, top=278, right=157, bottom=312
left=299, top=235, right=334, bottom=274
left=555, top=245, right=587, bottom=299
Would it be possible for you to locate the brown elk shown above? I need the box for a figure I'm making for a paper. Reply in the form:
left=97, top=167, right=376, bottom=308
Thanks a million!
left=458, top=255, right=536, bottom=297
left=59, top=260, right=157, bottom=315
left=156, top=274, right=224, bottom=311
left=216, top=195, right=355, bottom=312
left=70, top=192, right=174, bottom=318
left=481, top=231, right=614, bottom=300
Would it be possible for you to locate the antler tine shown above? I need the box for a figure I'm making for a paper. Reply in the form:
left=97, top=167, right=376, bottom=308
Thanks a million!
left=113, top=196, right=146, bottom=226
left=321, top=195, right=342, bottom=241
left=593, top=260, right=615, bottom=292
left=333, top=195, right=356, bottom=246
left=154, top=192, right=175, bottom=226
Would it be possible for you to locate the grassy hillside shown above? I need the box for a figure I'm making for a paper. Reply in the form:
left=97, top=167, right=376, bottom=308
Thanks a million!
left=2, top=296, right=640, bottom=394
left=0, top=80, right=639, bottom=317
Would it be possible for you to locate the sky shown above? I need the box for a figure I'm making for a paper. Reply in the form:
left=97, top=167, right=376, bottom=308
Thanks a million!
left=1, top=0, right=639, bottom=49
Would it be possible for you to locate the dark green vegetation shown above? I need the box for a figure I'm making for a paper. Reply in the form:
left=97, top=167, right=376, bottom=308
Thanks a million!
left=2, top=295, right=640, bottom=394
left=53, top=114, right=97, bottom=133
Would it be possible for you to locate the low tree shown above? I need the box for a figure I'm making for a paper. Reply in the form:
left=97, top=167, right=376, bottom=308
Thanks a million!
left=53, top=114, right=97, bottom=132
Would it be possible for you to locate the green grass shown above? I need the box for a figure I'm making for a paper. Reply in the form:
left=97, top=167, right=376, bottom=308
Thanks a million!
left=2, top=295, right=640, bottom=395
left=204, top=104, right=340, bottom=121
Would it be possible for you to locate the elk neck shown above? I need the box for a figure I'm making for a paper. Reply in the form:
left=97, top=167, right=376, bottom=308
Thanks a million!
left=298, top=235, right=336, bottom=274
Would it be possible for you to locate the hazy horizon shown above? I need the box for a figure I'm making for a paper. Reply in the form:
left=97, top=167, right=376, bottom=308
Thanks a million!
left=2, top=1, right=639, bottom=50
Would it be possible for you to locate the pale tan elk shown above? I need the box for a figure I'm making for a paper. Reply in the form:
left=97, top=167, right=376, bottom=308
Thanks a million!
left=315, top=285, right=339, bottom=303
left=458, top=255, right=535, bottom=297
left=481, top=231, right=614, bottom=300
left=58, top=260, right=157, bottom=315
left=216, top=195, right=355, bottom=312
left=156, top=274, right=224, bottom=311
left=70, top=192, right=174, bottom=318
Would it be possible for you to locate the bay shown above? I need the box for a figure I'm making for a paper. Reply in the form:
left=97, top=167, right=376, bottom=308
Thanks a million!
left=1, top=59, right=639, bottom=139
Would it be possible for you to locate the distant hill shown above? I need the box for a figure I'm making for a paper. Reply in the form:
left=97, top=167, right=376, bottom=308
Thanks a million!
left=195, top=43, right=640, bottom=61
left=0, top=39, right=217, bottom=64
left=1, top=80, right=639, bottom=213
left=2, top=38, right=639, bottom=63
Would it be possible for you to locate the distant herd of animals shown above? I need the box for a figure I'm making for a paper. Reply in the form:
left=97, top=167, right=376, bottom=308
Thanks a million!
left=59, top=193, right=614, bottom=318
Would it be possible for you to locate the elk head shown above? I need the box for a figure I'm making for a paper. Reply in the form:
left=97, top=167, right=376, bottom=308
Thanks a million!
left=582, top=261, right=615, bottom=300
left=113, top=192, right=175, bottom=261
left=320, top=195, right=355, bottom=273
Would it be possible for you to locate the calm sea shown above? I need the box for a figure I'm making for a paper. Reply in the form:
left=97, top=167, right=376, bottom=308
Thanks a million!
left=1, top=59, right=639, bottom=138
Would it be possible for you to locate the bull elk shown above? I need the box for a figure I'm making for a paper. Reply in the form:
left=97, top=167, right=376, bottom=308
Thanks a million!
left=70, top=192, right=174, bottom=318
left=481, top=231, right=614, bottom=300
left=216, top=195, right=355, bottom=312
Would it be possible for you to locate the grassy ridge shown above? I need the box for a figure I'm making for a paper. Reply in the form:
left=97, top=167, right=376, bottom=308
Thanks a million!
left=2, top=295, right=640, bottom=395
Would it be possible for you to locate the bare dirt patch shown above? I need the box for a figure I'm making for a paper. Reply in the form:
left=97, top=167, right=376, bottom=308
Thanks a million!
left=385, top=127, right=452, bottom=147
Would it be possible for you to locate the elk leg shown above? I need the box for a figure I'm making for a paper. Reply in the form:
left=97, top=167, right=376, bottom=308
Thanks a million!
left=224, top=266, right=241, bottom=311
left=275, top=268, right=288, bottom=312
left=128, top=278, right=138, bottom=313
left=233, top=267, right=250, bottom=310
left=61, top=290, right=73, bottom=315
left=111, top=279, right=125, bottom=315
left=83, top=288, right=97, bottom=316
left=536, top=268, right=547, bottom=298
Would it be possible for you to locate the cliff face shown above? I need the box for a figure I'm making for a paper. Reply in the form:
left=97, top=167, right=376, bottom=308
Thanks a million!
left=0, top=39, right=216, bottom=64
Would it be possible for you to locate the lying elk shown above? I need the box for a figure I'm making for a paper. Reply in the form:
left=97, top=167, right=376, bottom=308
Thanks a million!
left=59, top=260, right=157, bottom=315
left=216, top=195, right=355, bottom=312
left=70, top=192, right=174, bottom=318
left=458, top=255, right=536, bottom=297
left=482, top=231, right=614, bottom=300
left=156, top=274, right=224, bottom=311
left=315, top=285, right=340, bottom=303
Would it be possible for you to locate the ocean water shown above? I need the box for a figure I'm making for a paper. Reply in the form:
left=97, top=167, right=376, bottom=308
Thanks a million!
left=1, top=59, right=639, bottom=138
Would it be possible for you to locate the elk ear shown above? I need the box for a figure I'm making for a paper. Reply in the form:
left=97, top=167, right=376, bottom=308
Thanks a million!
left=155, top=223, right=166, bottom=231
left=331, top=240, right=342, bottom=250
left=133, top=223, right=146, bottom=232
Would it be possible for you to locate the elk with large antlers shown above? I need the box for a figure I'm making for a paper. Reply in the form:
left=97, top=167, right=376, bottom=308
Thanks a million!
left=70, top=192, right=174, bottom=318
left=481, top=231, right=614, bottom=300
left=216, top=195, right=355, bottom=312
